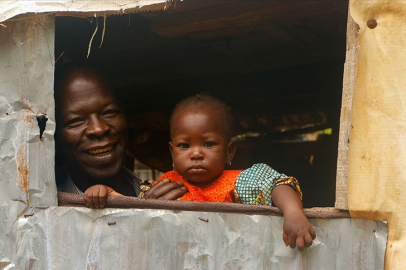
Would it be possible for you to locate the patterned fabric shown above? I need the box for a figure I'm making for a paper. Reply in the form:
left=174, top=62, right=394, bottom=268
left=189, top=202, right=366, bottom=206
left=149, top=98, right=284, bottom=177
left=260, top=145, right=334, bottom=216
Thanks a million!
left=235, top=163, right=302, bottom=205
left=156, top=163, right=302, bottom=205
left=157, top=170, right=241, bottom=202
left=274, top=177, right=302, bottom=200
left=138, top=179, right=155, bottom=198
left=56, top=166, right=142, bottom=196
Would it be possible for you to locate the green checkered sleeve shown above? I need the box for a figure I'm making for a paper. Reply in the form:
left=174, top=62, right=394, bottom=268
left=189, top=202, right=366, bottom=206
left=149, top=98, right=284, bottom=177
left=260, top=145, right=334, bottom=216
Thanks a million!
left=234, top=163, right=288, bottom=206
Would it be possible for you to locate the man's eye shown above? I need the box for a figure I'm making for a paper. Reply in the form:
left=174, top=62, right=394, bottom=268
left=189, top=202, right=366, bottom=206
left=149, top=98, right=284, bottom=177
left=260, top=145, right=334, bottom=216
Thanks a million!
left=204, top=141, right=216, bottom=148
left=178, top=143, right=189, bottom=149
left=103, top=110, right=119, bottom=117
left=66, top=118, right=85, bottom=127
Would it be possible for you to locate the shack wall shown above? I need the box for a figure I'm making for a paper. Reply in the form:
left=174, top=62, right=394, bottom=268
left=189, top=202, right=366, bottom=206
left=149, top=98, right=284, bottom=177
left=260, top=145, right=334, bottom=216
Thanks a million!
left=347, top=0, right=406, bottom=269
left=0, top=1, right=390, bottom=269
left=12, top=207, right=386, bottom=270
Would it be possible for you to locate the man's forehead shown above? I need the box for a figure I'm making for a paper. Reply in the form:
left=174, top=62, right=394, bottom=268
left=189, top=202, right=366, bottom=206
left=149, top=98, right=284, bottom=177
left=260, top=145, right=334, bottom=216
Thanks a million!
left=59, top=72, right=114, bottom=97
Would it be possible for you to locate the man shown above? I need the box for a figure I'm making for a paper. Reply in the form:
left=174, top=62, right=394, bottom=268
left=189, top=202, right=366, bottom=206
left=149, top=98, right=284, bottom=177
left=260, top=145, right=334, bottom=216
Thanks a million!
left=55, top=65, right=186, bottom=207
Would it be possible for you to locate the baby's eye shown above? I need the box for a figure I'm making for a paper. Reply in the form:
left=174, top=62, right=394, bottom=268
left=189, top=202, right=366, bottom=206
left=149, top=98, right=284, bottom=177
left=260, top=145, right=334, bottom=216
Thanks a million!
left=178, top=143, right=189, bottom=149
left=204, top=141, right=216, bottom=148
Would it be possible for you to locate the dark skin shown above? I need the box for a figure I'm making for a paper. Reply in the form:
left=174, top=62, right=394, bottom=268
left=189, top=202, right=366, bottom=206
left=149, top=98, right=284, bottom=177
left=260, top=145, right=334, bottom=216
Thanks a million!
left=143, top=179, right=188, bottom=200
left=168, top=108, right=316, bottom=251
left=272, top=185, right=316, bottom=251
left=55, top=68, right=187, bottom=207
left=169, top=111, right=236, bottom=185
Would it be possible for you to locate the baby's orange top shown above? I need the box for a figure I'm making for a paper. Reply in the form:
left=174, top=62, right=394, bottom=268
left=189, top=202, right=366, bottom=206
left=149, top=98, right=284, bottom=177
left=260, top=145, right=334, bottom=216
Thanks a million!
left=157, top=170, right=241, bottom=202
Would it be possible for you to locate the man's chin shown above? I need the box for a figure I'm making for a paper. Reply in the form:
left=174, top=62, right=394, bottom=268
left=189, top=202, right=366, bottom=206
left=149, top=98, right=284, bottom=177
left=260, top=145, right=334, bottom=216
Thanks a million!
left=85, top=166, right=122, bottom=183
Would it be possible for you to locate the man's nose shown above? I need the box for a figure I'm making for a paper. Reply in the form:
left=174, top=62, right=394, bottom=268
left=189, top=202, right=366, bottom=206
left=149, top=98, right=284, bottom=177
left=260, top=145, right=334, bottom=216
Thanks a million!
left=85, top=115, right=111, bottom=137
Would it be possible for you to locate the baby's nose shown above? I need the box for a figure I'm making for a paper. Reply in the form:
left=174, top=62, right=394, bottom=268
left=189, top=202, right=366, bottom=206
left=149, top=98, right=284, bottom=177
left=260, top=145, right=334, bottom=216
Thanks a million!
left=191, top=147, right=203, bottom=159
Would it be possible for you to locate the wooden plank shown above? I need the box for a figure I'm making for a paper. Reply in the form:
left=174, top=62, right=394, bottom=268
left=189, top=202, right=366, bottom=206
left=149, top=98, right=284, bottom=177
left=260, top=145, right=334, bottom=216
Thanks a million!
left=335, top=8, right=359, bottom=210
left=146, top=1, right=348, bottom=38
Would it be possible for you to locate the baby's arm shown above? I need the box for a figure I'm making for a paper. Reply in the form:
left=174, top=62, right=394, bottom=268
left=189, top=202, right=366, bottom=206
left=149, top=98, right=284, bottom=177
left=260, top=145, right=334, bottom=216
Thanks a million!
left=271, top=185, right=316, bottom=251
left=84, top=185, right=122, bottom=208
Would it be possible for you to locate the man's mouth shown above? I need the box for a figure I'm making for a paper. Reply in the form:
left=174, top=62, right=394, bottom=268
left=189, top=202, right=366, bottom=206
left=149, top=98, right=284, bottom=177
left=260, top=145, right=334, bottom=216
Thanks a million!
left=88, top=146, right=113, bottom=155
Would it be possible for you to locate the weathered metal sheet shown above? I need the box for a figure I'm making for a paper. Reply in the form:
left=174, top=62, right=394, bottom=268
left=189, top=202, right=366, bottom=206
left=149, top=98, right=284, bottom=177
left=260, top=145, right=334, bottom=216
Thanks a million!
left=0, top=15, right=57, bottom=206
left=0, top=7, right=388, bottom=270
left=8, top=207, right=385, bottom=270
left=0, top=0, right=169, bottom=23
left=0, top=14, right=57, bottom=270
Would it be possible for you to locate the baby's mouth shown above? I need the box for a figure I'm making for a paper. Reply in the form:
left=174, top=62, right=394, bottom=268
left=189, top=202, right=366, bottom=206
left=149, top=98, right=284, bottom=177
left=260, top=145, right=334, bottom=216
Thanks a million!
left=88, top=146, right=113, bottom=155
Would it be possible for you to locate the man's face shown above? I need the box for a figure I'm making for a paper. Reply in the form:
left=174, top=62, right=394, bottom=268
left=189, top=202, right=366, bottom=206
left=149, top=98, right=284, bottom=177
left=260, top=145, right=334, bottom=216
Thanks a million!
left=56, top=71, right=128, bottom=180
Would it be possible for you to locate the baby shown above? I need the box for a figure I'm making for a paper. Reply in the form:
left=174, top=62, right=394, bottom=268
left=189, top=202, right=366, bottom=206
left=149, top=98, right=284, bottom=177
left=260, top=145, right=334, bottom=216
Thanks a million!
left=154, top=93, right=315, bottom=251
left=84, top=93, right=315, bottom=251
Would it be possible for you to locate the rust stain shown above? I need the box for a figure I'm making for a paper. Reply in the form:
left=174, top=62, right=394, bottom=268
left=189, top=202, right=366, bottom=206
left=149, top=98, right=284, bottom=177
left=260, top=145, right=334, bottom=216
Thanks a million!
left=16, top=139, right=30, bottom=205
left=15, top=109, right=34, bottom=205
left=22, top=95, right=33, bottom=109
left=21, top=95, right=39, bottom=115
left=27, top=258, right=36, bottom=270
left=198, top=217, right=209, bottom=222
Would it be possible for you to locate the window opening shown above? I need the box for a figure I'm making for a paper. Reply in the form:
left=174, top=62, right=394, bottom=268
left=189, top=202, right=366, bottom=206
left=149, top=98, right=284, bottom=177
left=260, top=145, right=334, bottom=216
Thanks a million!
left=55, top=1, right=348, bottom=207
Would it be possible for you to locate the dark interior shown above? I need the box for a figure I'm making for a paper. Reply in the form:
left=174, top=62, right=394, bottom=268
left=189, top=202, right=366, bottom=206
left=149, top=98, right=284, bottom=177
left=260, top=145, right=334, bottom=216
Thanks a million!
left=55, top=0, right=349, bottom=207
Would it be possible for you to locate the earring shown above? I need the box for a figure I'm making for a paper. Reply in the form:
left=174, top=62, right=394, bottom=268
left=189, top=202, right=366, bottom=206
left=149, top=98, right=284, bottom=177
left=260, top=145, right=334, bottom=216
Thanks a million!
left=172, top=163, right=174, bottom=168
left=229, top=161, right=232, bottom=166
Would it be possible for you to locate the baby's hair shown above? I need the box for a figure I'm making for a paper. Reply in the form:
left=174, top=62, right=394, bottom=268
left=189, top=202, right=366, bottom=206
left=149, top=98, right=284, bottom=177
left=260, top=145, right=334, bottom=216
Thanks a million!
left=170, top=93, right=234, bottom=141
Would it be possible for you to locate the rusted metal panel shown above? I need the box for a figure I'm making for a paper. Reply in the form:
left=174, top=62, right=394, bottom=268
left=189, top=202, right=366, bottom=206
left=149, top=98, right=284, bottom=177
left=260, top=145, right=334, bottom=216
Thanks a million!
left=0, top=15, right=57, bottom=207
left=0, top=14, right=57, bottom=269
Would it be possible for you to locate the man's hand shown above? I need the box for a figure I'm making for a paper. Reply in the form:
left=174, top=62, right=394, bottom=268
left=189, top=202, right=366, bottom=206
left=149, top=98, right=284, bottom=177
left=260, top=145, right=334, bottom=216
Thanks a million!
left=283, top=209, right=316, bottom=251
left=84, top=184, right=122, bottom=208
left=143, top=179, right=188, bottom=200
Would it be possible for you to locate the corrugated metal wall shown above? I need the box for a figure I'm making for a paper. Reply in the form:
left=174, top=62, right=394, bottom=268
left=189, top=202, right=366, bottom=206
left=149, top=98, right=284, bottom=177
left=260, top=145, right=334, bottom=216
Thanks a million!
left=0, top=13, right=387, bottom=270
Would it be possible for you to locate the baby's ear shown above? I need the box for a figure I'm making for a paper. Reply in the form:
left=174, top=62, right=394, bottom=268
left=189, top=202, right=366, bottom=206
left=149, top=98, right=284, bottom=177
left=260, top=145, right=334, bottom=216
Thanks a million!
left=227, top=140, right=236, bottom=161
left=169, top=141, right=173, bottom=157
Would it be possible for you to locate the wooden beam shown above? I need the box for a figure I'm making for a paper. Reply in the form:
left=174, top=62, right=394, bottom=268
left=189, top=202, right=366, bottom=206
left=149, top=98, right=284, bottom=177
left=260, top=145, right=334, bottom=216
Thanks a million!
left=335, top=8, right=359, bottom=210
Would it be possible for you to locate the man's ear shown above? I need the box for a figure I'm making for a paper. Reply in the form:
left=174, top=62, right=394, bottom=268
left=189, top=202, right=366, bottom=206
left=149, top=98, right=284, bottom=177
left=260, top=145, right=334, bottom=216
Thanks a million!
left=227, top=140, right=236, bottom=163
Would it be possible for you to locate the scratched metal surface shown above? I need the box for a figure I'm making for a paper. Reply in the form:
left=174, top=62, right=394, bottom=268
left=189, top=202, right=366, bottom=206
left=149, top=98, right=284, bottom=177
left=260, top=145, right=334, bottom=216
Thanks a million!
left=7, top=207, right=385, bottom=270
left=0, top=15, right=57, bottom=270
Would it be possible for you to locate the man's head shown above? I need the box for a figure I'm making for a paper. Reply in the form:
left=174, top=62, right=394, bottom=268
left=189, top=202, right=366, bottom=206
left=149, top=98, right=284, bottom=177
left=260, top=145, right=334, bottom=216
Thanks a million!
left=55, top=65, right=128, bottom=182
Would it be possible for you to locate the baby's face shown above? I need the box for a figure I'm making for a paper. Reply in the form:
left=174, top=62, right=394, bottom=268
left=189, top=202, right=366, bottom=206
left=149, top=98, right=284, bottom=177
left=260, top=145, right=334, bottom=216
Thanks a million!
left=170, top=110, right=233, bottom=185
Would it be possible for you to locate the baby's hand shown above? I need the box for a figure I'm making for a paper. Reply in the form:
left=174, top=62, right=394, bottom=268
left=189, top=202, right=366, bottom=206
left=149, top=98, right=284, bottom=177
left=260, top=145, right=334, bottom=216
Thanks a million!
left=282, top=209, right=316, bottom=251
left=84, top=185, right=122, bottom=208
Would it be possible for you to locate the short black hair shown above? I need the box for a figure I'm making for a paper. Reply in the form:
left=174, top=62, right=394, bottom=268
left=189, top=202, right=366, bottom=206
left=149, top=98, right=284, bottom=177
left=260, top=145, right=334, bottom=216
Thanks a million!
left=54, top=63, right=112, bottom=101
left=170, top=93, right=234, bottom=141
